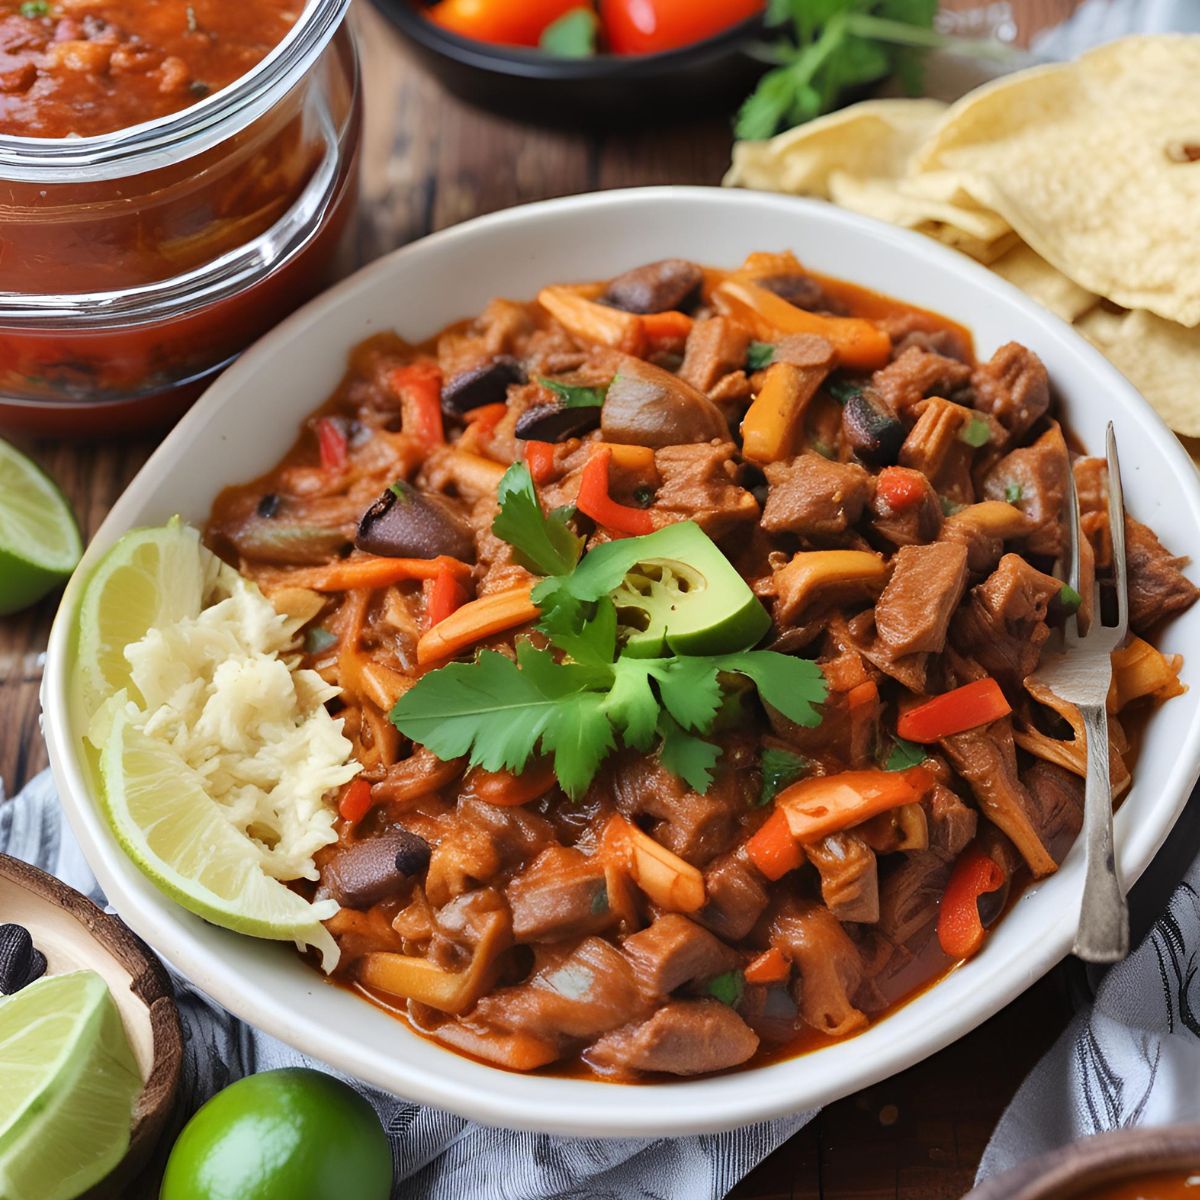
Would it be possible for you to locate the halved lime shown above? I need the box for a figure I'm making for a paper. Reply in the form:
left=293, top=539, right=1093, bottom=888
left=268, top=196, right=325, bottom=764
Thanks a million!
left=74, top=519, right=208, bottom=717
left=0, top=970, right=142, bottom=1200
left=0, top=438, right=82, bottom=616
left=98, top=704, right=339, bottom=969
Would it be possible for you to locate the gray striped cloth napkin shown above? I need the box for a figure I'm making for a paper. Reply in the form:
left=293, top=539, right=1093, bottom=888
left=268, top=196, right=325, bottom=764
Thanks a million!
left=0, top=771, right=812, bottom=1200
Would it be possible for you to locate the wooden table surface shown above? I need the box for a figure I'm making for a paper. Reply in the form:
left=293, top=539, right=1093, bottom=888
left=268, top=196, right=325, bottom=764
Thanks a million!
left=0, top=2, right=1090, bottom=1196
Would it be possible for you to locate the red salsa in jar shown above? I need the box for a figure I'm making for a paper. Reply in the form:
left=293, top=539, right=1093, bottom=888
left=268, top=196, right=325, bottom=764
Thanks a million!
left=0, top=0, right=301, bottom=137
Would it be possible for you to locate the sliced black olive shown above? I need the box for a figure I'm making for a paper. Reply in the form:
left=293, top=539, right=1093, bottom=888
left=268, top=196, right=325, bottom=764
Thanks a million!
left=394, top=829, right=433, bottom=877
left=256, top=493, right=280, bottom=519
left=320, top=830, right=430, bottom=910
left=756, top=273, right=847, bottom=315
left=514, top=402, right=601, bottom=443
left=356, top=481, right=475, bottom=562
left=842, top=389, right=904, bottom=465
left=602, top=258, right=703, bottom=315
left=441, top=356, right=526, bottom=416
left=0, top=924, right=47, bottom=995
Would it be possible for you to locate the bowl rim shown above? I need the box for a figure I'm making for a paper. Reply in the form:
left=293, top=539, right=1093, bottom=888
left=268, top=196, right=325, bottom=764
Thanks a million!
left=41, top=186, right=1200, bottom=1135
left=373, top=0, right=761, bottom=78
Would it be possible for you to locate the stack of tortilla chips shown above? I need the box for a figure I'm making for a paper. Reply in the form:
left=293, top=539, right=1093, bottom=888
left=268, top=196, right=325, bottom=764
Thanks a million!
left=726, top=35, right=1200, bottom=464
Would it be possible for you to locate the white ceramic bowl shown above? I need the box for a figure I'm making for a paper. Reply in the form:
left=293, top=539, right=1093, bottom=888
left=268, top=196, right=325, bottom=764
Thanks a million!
left=42, top=187, right=1200, bottom=1135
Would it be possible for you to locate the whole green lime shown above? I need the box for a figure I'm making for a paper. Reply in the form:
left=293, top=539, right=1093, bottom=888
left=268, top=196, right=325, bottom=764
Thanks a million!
left=160, top=1068, right=391, bottom=1200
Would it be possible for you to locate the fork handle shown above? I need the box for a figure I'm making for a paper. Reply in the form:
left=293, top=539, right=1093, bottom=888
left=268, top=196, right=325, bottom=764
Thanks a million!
left=1071, top=703, right=1129, bottom=963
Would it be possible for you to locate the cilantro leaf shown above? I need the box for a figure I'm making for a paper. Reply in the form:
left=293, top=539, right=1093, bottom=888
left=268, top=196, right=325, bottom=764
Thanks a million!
left=759, top=745, right=808, bottom=806
left=538, top=376, right=610, bottom=409
left=603, top=659, right=660, bottom=751
left=658, top=714, right=722, bottom=794
left=654, top=656, right=723, bottom=733
left=548, top=596, right=617, bottom=668
left=492, top=463, right=583, bottom=578
left=746, top=341, right=775, bottom=371
left=883, top=736, right=927, bottom=772
left=539, top=690, right=613, bottom=799
left=713, top=651, right=827, bottom=728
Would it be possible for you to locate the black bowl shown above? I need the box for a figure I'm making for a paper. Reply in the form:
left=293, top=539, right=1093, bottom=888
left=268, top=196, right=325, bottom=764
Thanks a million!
left=370, top=1, right=767, bottom=127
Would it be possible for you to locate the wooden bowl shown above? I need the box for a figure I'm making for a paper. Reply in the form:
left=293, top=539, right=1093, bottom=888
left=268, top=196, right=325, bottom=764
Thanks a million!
left=966, top=1124, right=1200, bottom=1199
left=0, top=854, right=183, bottom=1199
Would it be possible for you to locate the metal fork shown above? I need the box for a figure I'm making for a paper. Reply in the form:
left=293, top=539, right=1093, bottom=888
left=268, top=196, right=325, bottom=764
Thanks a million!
left=1032, top=422, right=1130, bottom=963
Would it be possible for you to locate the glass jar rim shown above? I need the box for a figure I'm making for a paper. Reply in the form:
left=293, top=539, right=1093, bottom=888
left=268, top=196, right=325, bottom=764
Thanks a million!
left=0, top=0, right=351, bottom=183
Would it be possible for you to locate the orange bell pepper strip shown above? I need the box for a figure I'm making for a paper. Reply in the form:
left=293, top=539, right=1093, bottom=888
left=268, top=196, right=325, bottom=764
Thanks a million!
left=464, top=759, right=558, bottom=807
left=537, top=286, right=644, bottom=355
left=713, top=279, right=892, bottom=371
left=416, top=583, right=539, bottom=666
left=740, top=361, right=826, bottom=464
left=777, top=767, right=933, bottom=844
left=425, top=563, right=468, bottom=629
left=876, top=466, right=930, bottom=513
left=743, top=947, right=791, bottom=986
left=337, top=777, right=373, bottom=825
left=283, top=554, right=471, bottom=593
left=937, top=844, right=1007, bottom=960
left=388, top=362, right=445, bottom=447
left=640, top=310, right=693, bottom=353
left=745, top=808, right=804, bottom=881
left=896, top=678, right=1012, bottom=744
left=576, top=445, right=655, bottom=536
left=524, top=440, right=557, bottom=485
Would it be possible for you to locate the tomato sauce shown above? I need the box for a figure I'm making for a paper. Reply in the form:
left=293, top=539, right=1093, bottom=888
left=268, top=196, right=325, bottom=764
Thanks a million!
left=1081, top=1172, right=1200, bottom=1200
left=0, top=0, right=300, bottom=138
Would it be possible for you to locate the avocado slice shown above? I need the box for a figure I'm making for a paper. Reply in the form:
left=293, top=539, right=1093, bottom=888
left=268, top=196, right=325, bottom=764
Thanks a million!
left=557, top=521, right=770, bottom=657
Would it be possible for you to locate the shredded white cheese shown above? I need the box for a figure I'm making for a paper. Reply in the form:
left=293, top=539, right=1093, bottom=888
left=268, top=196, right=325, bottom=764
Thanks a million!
left=106, top=543, right=357, bottom=884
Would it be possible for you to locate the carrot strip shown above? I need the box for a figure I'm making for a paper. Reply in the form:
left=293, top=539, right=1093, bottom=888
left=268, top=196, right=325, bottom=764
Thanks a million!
left=777, top=767, right=933, bottom=844
left=388, top=363, right=445, bottom=447
left=640, top=310, right=693, bottom=352
left=426, top=564, right=468, bottom=629
left=416, top=584, right=538, bottom=666
left=744, top=947, right=791, bottom=985
left=745, top=809, right=803, bottom=881
left=289, top=555, right=471, bottom=593
left=896, top=679, right=1011, bottom=743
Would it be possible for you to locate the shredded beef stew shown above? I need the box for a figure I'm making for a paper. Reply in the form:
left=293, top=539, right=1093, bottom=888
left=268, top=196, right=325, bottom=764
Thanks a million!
left=206, top=251, right=1196, bottom=1082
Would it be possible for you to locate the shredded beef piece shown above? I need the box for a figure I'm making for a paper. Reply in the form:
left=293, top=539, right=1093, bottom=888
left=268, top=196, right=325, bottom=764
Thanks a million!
left=806, top=833, right=880, bottom=923
left=970, top=342, right=1049, bottom=446
left=869, top=471, right=943, bottom=549
left=938, top=501, right=1033, bottom=575
left=899, top=397, right=984, bottom=506
left=870, top=345, right=972, bottom=418
left=890, top=323, right=972, bottom=364
left=941, top=719, right=1058, bottom=876
left=770, top=900, right=867, bottom=1037
left=475, top=937, right=646, bottom=1046
left=874, top=542, right=969, bottom=657
left=772, top=333, right=837, bottom=370
left=651, top=441, right=760, bottom=541
left=982, top=423, right=1070, bottom=558
left=458, top=795, right=555, bottom=873
left=585, top=999, right=759, bottom=1077
left=679, top=317, right=751, bottom=393
left=621, top=914, right=740, bottom=1000
left=1021, top=760, right=1084, bottom=865
left=1125, top=515, right=1200, bottom=634
left=951, top=553, right=1062, bottom=689
left=696, top=851, right=769, bottom=941
left=925, top=784, right=977, bottom=861
left=505, top=846, right=615, bottom=944
left=760, top=453, right=872, bottom=540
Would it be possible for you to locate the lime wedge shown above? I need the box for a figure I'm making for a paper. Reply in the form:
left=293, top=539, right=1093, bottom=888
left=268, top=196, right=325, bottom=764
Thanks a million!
left=75, top=519, right=208, bottom=717
left=0, top=970, right=142, bottom=1200
left=0, top=438, right=82, bottom=616
left=98, top=703, right=339, bottom=969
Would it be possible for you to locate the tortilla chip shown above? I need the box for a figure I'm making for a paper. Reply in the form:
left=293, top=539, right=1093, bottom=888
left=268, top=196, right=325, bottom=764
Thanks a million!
left=915, top=35, right=1200, bottom=327
left=1075, top=307, right=1200, bottom=436
left=989, top=243, right=1099, bottom=323
left=726, top=99, right=948, bottom=196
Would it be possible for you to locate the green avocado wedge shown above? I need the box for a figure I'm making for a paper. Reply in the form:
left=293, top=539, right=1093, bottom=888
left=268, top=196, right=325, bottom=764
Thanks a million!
left=547, top=521, right=771, bottom=657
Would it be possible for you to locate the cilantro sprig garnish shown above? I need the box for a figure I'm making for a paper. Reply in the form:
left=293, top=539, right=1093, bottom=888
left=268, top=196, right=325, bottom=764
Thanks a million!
left=390, top=464, right=828, bottom=798
left=538, top=376, right=610, bottom=409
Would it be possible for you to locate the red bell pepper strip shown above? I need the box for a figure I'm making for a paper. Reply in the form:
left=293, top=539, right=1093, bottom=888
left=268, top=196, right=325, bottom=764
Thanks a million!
left=315, top=416, right=348, bottom=471
left=896, top=678, right=1012, bottom=744
left=937, top=844, right=1007, bottom=960
left=876, top=466, right=928, bottom=513
left=464, top=402, right=508, bottom=440
left=426, top=564, right=468, bottom=629
left=524, top=440, right=557, bottom=485
left=576, top=445, right=655, bottom=536
left=743, top=947, right=790, bottom=985
left=338, top=777, right=373, bottom=825
left=745, top=809, right=804, bottom=881
left=388, top=363, right=445, bottom=448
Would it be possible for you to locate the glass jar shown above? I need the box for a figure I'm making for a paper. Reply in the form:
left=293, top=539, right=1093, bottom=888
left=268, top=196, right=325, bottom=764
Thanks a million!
left=0, top=0, right=360, bottom=436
